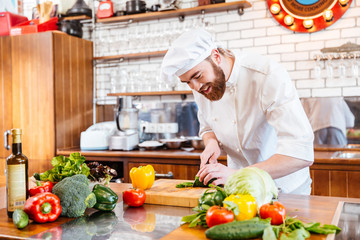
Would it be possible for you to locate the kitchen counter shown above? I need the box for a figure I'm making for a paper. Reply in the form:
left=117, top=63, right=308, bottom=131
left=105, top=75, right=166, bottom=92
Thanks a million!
left=1, top=182, right=360, bottom=240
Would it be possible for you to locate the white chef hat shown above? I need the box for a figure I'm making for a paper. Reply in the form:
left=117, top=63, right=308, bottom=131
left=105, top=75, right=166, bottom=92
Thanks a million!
left=161, top=28, right=217, bottom=82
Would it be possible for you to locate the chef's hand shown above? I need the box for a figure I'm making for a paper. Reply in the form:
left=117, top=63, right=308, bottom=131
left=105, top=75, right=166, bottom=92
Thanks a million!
left=197, top=163, right=237, bottom=186
left=200, top=140, right=221, bottom=169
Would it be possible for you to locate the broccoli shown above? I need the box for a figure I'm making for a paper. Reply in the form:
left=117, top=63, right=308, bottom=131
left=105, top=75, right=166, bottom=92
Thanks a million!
left=52, top=174, right=97, bottom=217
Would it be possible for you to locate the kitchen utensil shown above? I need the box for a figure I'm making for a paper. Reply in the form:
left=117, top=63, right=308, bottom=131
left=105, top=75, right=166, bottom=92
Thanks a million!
left=142, top=179, right=208, bottom=207
left=159, top=0, right=177, bottom=11
left=58, top=20, right=83, bottom=38
left=80, top=121, right=117, bottom=150
left=97, top=0, right=114, bottom=19
left=66, top=0, right=92, bottom=17
left=192, top=152, right=212, bottom=187
left=187, top=136, right=205, bottom=150
left=149, top=4, right=161, bottom=12
left=138, top=141, right=164, bottom=150
left=160, top=138, right=186, bottom=149
left=126, top=0, right=146, bottom=14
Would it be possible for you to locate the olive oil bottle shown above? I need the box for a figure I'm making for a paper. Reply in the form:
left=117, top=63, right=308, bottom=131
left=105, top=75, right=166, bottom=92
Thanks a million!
left=6, top=129, right=28, bottom=218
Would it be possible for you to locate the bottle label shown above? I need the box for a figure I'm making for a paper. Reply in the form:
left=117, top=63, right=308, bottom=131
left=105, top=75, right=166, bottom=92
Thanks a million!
left=7, top=164, right=26, bottom=211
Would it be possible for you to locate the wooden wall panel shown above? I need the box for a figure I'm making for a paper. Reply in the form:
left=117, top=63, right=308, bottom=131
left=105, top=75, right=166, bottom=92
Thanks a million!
left=53, top=33, right=93, bottom=149
left=329, top=171, right=348, bottom=197
left=96, top=104, right=115, bottom=123
left=311, top=170, right=330, bottom=196
left=0, top=36, right=13, bottom=186
left=348, top=172, right=360, bottom=198
left=11, top=32, right=55, bottom=176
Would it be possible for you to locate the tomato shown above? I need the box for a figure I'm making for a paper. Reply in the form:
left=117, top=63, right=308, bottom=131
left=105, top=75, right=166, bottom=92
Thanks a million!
left=123, top=189, right=146, bottom=207
left=205, top=205, right=234, bottom=228
left=259, top=201, right=286, bottom=225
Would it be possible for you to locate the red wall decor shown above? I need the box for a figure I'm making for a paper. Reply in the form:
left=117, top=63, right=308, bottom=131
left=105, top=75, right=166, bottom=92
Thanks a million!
left=267, top=0, right=353, bottom=33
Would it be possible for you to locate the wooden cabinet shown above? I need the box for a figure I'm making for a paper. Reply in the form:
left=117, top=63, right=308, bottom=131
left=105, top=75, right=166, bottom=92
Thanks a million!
left=0, top=32, right=93, bottom=181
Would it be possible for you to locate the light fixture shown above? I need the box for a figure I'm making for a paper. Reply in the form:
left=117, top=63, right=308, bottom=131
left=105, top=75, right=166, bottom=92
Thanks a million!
left=270, top=3, right=281, bottom=15
left=323, top=9, right=333, bottom=21
left=303, top=19, right=314, bottom=29
left=284, top=15, right=294, bottom=26
left=339, top=0, right=349, bottom=6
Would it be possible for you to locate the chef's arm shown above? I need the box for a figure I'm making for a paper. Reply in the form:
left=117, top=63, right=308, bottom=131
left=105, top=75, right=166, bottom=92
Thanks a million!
left=200, top=132, right=221, bottom=168
left=250, top=154, right=313, bottom=179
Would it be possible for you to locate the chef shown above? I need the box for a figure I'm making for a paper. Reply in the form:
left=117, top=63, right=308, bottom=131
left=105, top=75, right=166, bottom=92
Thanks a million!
left=161, top=28, right=315, bottom=195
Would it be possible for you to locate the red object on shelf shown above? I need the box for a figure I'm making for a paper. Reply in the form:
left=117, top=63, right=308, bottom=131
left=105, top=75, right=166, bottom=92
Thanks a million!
left=97, top=0, right=114, bottom=19
left=0, top=12, right=28, bottom=36
left=10, top=17, right=58, bottom=36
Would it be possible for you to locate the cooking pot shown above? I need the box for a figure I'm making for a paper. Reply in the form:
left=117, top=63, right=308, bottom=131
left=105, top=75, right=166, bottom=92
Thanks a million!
left=126, top=0, right=146, bottom=14
left=58, top=20, right=83, bottom=38
left=187, top=136, right=205, bottom=150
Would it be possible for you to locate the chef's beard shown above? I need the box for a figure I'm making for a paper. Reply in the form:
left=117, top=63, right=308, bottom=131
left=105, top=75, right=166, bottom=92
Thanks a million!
left=199, top=60, right=226, bottom=101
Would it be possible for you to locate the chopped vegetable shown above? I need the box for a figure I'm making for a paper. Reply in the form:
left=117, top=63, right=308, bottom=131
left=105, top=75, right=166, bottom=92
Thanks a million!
left=12, top=209, right=29, bottom=229
left=130, top=165, right=155, bottom=190
left=175, top=182, right=194, bottom=188
left=224, top=167, right=278, bottom=208
left=24, top=192, right=61, bottom=223
left=52, top=174, right=96, bottom=217
left=29, top=181, right=54, bottom=197
left=193, top=176, right=215, bottom=187
left=223, top=194, right=257, bottom=221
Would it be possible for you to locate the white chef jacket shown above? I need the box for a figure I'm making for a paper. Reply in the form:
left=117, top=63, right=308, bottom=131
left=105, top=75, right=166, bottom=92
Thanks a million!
left=193, top=50, right=314, bottom=194
left=301, top=97, right=355, bottom=136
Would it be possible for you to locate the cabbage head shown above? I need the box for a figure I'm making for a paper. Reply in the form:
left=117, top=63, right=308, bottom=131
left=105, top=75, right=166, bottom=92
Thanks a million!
left=224, top=167, right=278, bottom=208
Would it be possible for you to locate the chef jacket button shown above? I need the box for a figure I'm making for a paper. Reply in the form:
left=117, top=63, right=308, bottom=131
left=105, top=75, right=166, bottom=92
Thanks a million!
left=213, top=117, right=217, bottom=121
left=232, top=120, right=236, bottom=125
left=219, top=142, right=223, bottom=146
left=236, top=148, right=240, bottom=152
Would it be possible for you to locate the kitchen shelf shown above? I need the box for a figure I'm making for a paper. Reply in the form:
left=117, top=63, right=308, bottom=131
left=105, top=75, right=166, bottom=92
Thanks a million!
left=96, top=1, right=252, bottom=23
left=60, top=15, right=91, bottom=21
left=93, top=50, right=167, bottom=61
left=107, top=90, right=192, bottom=96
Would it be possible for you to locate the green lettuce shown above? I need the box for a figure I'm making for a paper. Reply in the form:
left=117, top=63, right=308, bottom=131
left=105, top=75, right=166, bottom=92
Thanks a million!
left=224, top=167, right=278, bottom=208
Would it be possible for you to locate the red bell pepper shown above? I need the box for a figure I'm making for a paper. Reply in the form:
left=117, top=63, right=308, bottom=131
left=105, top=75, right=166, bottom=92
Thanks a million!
left=24, top=192, right=61, bottom=223
left=29, top=181, right=54, bottom=197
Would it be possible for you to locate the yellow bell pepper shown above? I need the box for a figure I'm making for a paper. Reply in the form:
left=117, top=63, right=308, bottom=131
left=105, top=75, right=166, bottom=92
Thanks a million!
left=223, top=194, right=257, bottom=221
left=130, top=165, right=155, bottom=190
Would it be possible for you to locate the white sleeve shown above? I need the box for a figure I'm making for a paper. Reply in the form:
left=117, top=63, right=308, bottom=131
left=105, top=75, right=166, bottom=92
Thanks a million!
left=261, top=62, right=314, bottom=162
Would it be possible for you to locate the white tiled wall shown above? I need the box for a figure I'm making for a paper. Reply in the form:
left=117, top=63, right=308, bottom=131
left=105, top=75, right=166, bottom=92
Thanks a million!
left=21, top=0, right=360, bottom=104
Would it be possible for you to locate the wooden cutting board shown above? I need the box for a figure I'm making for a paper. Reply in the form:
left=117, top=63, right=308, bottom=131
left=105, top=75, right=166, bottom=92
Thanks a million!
left=144, top=179, right=208, bottom=207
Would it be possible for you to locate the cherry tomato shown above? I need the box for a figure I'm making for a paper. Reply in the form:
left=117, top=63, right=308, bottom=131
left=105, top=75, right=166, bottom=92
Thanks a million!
left=259, top=201, right=286, bottom=225
left=205, top=205, right=234, bottom=228
left=123, top=189, right=146, bottom=207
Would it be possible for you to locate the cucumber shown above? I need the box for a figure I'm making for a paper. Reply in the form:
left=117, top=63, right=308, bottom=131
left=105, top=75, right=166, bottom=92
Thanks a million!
left=12, top=209, right=29, bottom=229
left=205, top=219, right=270, bottom=240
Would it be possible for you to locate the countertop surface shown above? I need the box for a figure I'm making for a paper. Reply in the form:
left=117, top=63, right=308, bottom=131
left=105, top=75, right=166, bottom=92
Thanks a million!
left=1, top=181, right=360, bottom=240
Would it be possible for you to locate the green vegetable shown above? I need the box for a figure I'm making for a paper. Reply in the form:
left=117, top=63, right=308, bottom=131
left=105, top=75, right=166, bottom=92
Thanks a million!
left=93, top=203, right=117, bottom=211
left=176, top=182, right=193, bottom=188
left=193, top=176, right=215, bottom=187
left=181, top=204, right=210, bottom=228
left=52, top=174, right=97, bottom=217
left=39, top=153, right=90, bottom=182
left=272, top=216, right=341, bottom=239
left=224, top=167, right=278, bottom=208
left=12, top=209, right=29, bottom=229
left=199, top=185, right=227, bottom=207
left=205, top=218, right=271, bottom=240
left=33, top=172, right=40, bottom=181
left=92, top=184, right=118, bottom=211
left=263, top=226, right=277, bottom=240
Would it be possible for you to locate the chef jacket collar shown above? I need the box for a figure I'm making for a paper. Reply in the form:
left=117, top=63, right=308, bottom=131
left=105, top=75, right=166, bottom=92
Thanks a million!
left=225, top=50, right=239, bottom=88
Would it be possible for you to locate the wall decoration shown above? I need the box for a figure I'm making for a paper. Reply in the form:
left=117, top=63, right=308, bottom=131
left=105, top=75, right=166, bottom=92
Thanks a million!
left=267, top=0, right=353, bottom=33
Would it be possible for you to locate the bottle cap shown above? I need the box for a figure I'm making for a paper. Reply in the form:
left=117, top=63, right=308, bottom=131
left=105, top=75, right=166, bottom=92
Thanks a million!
left=11, top=129, right=22, bottom=135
